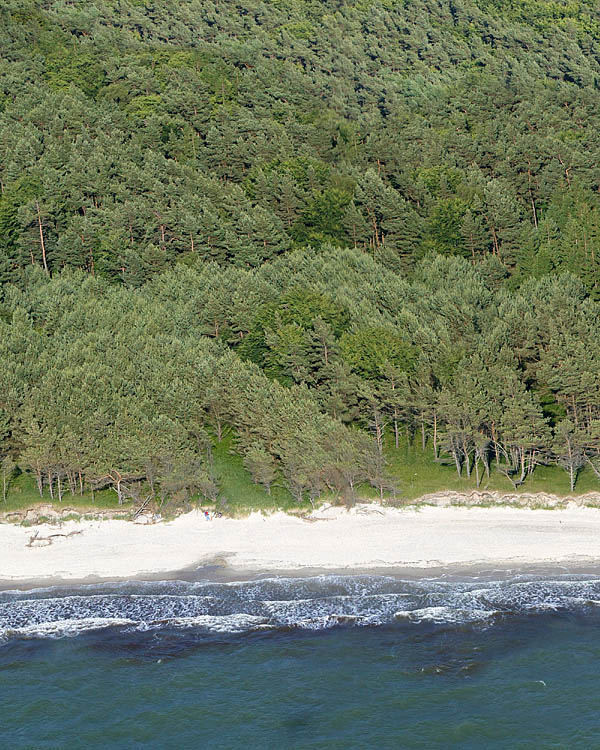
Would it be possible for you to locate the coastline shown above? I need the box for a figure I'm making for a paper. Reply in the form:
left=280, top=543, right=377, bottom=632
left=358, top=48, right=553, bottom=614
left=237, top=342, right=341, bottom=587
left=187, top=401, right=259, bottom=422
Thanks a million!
left=3, top=500, right=600, bottom=587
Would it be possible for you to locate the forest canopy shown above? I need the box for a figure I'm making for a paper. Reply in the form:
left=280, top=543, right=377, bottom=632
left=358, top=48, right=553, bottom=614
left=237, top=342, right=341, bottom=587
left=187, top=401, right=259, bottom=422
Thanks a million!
left=2, top=0, right=600, bottom=507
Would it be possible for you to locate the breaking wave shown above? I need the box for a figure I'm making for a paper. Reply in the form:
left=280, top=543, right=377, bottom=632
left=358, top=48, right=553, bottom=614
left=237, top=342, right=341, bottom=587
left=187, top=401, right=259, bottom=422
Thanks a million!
left=2, top=573, right=600, bottom=641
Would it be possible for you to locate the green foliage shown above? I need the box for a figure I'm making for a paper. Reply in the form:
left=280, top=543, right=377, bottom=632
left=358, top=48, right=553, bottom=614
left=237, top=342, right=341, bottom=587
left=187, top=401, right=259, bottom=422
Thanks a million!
left=291, top=188, right=352, bottom=247
left=340, top=327, right=415, bottom=380
left=44, top=50, right=106, bottom=97
left=2, top=0, right=600, bottom=510
left=239, top=285, right=351, bottom=377
left=422, top=199, right=469, bottom=257
left=386, top=435, right=600, bottom=501
left=1, top=0, right=600, bottom=282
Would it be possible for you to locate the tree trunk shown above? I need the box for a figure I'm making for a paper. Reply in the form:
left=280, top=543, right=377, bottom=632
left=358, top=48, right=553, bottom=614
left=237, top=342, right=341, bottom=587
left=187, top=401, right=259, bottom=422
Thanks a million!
left=36, top=469, right=43, bottom=497
left=569, top=464, right=575, bottom=492
left=36, top=201, right=49, bottom=276
left=519, top=449, right=526, bottom=485
left=491, top=225, right=499, bottom=255
left=491, top=422, right=500, bottom=464
left=451, top=438, right=462, bottom=476
left=462, top=436, right=471, bottom=478
left=373, top=409, right=384, bottom=457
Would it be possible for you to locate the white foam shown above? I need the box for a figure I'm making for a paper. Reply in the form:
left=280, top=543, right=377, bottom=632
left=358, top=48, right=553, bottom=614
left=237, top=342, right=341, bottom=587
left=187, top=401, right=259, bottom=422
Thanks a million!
left=155, top=614, right=270, bottom=633
left=2, top=616, right=137, bottom=640
left=394, top=606, right=497, bottom=625
left=2, top=574, right=600, bottom=640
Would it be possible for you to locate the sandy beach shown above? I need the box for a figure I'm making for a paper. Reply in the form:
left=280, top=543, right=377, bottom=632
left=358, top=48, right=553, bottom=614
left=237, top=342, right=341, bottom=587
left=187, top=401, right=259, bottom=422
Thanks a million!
left=2, top=503, right=600, bottom=585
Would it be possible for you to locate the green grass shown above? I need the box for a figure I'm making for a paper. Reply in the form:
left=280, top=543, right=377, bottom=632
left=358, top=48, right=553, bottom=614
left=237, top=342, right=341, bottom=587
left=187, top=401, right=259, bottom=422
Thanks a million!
left=211, top=436, right=308, bottom=514
left=0, top=471, right=123, bottom=513
left=385, top=437, right=600, bottom=500
left=212, top=435, right=600, bottom=511
left=1, top=435, right=598, bottom=519
left=0, top=441, right=307, bottom=520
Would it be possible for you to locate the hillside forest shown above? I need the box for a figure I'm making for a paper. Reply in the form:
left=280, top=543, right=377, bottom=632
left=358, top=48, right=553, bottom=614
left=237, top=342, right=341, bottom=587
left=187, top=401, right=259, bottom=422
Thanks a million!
left=2, top=0, right=600, bottom=510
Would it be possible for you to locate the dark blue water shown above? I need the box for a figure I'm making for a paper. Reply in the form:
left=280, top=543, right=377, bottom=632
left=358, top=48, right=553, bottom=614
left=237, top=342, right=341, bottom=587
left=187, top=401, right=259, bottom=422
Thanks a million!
left=1, top=573, right=600, bottom=749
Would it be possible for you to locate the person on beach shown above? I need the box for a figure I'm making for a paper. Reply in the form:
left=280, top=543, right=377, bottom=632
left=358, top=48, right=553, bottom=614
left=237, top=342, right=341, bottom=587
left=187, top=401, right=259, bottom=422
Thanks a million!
left=204, top=510, right=211, bottom=521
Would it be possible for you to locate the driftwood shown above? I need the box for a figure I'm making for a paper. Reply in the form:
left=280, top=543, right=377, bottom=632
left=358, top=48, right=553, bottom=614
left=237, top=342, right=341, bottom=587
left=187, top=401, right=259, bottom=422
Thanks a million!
left=132, top=495, right=152, bottom=521
left=1, top=504, right=132, bottom=526
left=27, top=529, right=83, bottom=547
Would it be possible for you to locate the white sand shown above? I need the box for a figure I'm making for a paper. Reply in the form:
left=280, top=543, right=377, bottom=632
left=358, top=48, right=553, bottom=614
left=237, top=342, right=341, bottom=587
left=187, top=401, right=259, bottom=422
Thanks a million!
left=3, top=504, right=600, bottom=584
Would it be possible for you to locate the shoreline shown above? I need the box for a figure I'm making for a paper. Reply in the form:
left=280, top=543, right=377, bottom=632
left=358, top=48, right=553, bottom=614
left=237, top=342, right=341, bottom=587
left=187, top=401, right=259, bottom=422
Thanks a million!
left=3, top=501, right=600, bottom=587
left=5, top=559, right=600, bottom=594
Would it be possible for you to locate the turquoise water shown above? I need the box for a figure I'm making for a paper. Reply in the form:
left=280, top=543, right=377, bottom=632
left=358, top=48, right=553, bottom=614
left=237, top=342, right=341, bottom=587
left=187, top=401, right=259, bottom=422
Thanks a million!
left=1, top=574, right=600, bottom=749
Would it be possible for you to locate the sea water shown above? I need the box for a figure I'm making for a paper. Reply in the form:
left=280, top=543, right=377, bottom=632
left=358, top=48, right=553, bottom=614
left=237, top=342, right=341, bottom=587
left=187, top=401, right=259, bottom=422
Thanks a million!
left=1, top=572, right=600, bottom=749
